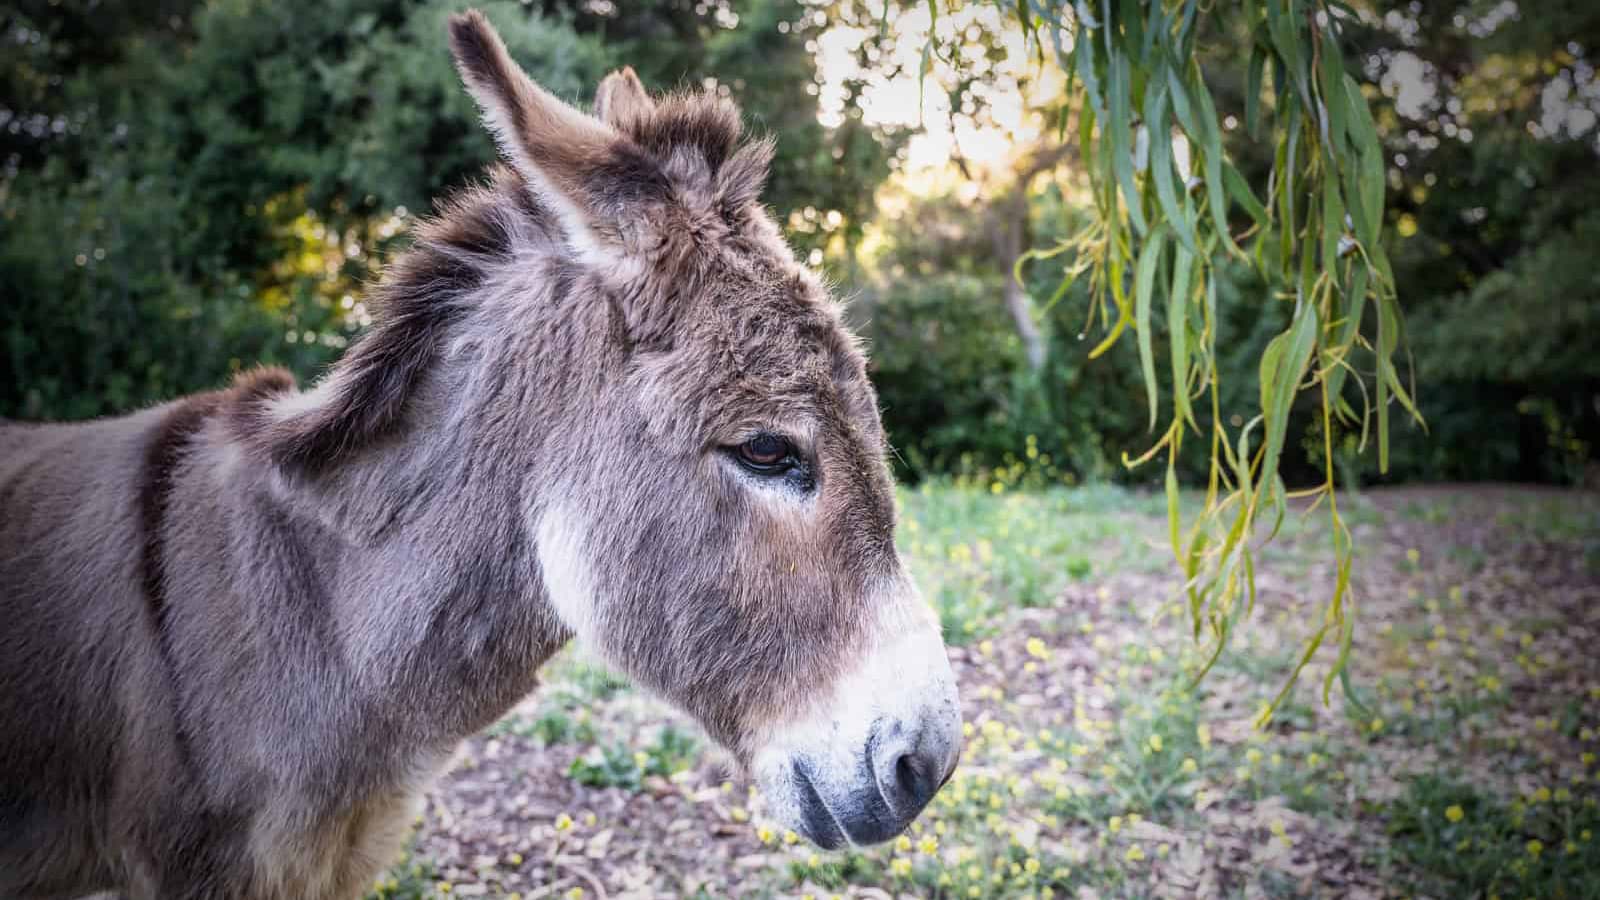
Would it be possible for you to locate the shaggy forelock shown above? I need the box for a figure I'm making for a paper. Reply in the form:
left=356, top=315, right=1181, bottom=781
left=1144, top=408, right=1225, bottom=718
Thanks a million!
left=622, top=91, right=743, bottom=174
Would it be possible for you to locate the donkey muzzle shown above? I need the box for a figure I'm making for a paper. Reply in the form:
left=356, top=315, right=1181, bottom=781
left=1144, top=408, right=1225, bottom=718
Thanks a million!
left=787, top=712, right=961, bottom=848
left=754, top=608, right=962, bottom=848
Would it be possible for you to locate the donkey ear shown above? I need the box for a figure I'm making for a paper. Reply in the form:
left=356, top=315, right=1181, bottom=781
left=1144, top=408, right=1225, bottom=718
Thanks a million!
left=447, top=10, right=625, bottom=256
left=594, top=67, right=656, bottom=131
left=718, top=135, right=775, bottom=213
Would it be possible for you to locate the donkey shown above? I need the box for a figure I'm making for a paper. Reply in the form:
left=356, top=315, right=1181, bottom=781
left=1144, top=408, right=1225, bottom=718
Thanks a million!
left=0, top=11, right=961, bottom=900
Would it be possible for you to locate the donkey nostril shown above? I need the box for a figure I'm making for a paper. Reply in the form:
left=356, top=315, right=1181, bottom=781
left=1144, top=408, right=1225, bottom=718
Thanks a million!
left=891, top=749, right=940, bottom=810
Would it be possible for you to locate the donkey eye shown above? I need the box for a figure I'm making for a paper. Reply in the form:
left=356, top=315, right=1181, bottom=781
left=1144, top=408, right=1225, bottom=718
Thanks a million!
left=734, top=434, right=794, bottom=475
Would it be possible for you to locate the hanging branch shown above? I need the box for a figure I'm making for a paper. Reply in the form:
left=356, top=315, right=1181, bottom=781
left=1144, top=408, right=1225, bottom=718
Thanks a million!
left=995, top=0, right=1425, bottom=721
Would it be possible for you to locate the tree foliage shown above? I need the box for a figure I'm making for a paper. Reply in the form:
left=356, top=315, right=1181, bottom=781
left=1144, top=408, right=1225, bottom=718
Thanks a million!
left=968, top=0, right=1423, bottom=718
left=1, top=0, right=897, bottom=420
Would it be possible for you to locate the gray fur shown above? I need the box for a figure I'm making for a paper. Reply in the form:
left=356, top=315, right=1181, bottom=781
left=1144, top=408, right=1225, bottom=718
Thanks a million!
left=0, top=10, right=940, bottom=899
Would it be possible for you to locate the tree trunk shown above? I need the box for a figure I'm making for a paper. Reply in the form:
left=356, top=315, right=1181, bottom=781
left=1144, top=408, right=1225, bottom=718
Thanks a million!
left=983, top=143, right=1073, bottom=373
left=993, top=197, right=1047, bottom=370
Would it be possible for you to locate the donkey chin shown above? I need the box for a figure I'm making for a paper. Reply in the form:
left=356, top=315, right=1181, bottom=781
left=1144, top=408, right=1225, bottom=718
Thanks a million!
left=749, top=614, right=963, bottom=849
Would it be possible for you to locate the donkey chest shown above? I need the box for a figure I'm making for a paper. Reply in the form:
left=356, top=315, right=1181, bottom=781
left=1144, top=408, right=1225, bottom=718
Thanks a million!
left=237, top=744, right=450, bottom=899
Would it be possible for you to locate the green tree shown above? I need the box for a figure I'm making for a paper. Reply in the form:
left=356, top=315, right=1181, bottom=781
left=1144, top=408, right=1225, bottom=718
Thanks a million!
left=1344, top=1, right=1600, bottom=484
left=2, top=0, right=898, bottom=420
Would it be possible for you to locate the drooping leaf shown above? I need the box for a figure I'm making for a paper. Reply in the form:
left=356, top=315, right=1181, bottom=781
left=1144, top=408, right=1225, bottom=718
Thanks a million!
left=1134, top=227, right=1168, bottom=430
left=1143, top=72, right=1199, bottom=254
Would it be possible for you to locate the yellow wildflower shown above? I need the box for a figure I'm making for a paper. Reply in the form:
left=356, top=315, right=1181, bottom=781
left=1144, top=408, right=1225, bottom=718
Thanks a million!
left=1445, top=805, right=1464, bottom=823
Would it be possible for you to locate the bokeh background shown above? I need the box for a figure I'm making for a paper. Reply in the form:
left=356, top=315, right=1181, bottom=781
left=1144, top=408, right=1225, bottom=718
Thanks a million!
left=4, top=0, right=1596, bottom=487
left=4, top=2, right=1599, bottom=898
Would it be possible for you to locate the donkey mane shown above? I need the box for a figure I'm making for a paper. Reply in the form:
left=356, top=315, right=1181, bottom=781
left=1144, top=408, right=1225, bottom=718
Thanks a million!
left=225, top=167, right=533, bottom=471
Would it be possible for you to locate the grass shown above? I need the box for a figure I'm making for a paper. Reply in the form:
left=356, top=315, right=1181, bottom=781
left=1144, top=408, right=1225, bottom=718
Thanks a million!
left=373, top=474, right=1600, bottom=898
left=567, top=726, right=698, bottom=791
left=366, top=848, right=439, bottom=899
left=1384, top=775, right=1600, bottom=898
left=897, top=475, right=1164, bottom=644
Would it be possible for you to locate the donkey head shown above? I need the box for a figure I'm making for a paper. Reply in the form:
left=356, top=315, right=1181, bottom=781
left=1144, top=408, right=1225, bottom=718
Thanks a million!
left=433, top=12, right=961, bottom=847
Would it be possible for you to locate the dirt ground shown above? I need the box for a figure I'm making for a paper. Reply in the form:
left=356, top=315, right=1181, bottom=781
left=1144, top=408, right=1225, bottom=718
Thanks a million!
left=380, top=484, right=1600, bottom=899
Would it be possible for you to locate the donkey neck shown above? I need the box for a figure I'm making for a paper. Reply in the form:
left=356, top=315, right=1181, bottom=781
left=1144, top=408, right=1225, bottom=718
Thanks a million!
left=226, top=178, right=625, bottom=742
left=266, top=282, right=615, bottom=740
left=271, top=422, right=566, bottom=743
